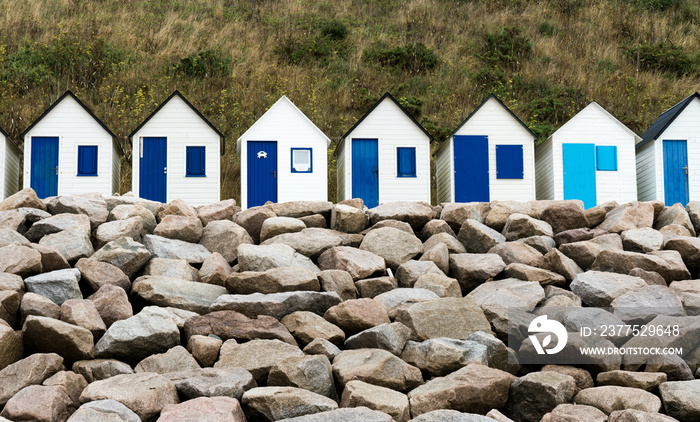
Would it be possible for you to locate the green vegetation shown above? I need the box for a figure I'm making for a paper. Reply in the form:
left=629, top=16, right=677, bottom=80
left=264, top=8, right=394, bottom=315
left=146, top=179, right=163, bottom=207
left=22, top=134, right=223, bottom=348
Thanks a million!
left=0, top=0, right=698, bottom=204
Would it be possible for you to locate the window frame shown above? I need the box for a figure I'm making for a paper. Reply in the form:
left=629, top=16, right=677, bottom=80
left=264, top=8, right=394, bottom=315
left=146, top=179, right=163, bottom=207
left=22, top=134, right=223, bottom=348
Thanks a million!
left=185, top=145, right=207, bottom=177
left=291, top=147, right=313, bottom=173
left=396, top=147, right=417, bottom=178
left=76, top=145, right=99, bottom=177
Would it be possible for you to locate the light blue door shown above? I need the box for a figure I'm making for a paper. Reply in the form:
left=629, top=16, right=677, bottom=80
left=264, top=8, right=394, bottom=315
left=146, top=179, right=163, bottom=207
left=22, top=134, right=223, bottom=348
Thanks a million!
left=247, top=141, right=278, bottom=207
left=663, top=140, right=689, bottom=206
left=563, top=143, right=596, bottom=209
left=139, top=137, right=167, bottom=203
left=352, top=139, right=379, bottom=208
left=30, top=137, right=59, bottom=199
left=454, top=135, right=489, bottom=202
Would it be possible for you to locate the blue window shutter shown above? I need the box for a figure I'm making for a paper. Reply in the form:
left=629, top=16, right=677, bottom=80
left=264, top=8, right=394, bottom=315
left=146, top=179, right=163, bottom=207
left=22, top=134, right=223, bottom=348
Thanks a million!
left=77, top=145, right=98, bottom=176
left=397, top=147, right=416, bottom=177
left=596, top=145, right=617, bottom=171
left=495, top=144, right=523, bottom=179
left=186, top=146, right=206, bottom=176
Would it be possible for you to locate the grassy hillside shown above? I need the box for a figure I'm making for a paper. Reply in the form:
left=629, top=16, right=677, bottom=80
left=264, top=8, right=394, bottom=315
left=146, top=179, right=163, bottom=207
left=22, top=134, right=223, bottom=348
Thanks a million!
left=0, top=0, right=698, bottom=203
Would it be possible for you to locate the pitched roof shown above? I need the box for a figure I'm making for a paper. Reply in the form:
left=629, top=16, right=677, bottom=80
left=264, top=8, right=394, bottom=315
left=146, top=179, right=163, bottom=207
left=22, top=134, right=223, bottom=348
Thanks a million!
left=236, top=95, right=331, bottom=155
left=638, top=92, right=700, bottom=149
left=449, top=94, right=537, bottom=139
left=129, top=91, right=225, bottom=155
left=21, top=90, right=123, bottom=156
left=549, top=101, right=641, bottom=142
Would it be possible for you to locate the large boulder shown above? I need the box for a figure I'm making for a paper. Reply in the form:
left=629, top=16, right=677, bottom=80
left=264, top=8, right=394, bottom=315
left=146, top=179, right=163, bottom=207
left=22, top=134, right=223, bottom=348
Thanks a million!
left=242, top=386, right=337, bottom=421
left=559, top=233, right=623, bottom=270
left=570, top=271, right=647, bottom=307
left=467, top=278, right=545, bottom=312
left=331, top=204, right=369, bottom=233
left=75, top=258, right=131, bottom=292
left=591, top=249, right=691, bottom=282
left=39, top=225, right=94, bottom=263
left=0, top=353, right=64, bottom=406
left=318, top=246, right=385, bottom=280
left=540, top=202, right=588, bottom=234
left=141, top=258, right=199, bottom=282
left=505, top=371, right=577, bottom=422
left=659, top=380, right=700, bottom=422
left=268, top=355, right=336, bottom=399
left=394, top=297, right=492, bottom=341
left=401, top=338, right=488, bottom=377
left=197, top=199, right=236, bottom=226
left=440, top=202, right=490, bottom=232
left=0, top=384, right=74, bottom=422
left=72, top=359, right=134, bottom=383
left=109, top=203, right=157, bottom=233
left=95, top=217, right=144, bottom=248
left=543, top=249, right=584, bottom=283
left=24, top=268, right=82, bottom=306
left=48, top=195, right=109, bottom=229
left=324, top=298, right=390, bottom=335
left=610, top=285, right=684, bottom=324
left=263, top=228, right=343, bottom=260
left=226, top=268, right=319, bottom=295
left=131, top=276, right=227, bottom=314
left=449, top=253, right=506, bottom=292
left=210, top=291, right=341, bottom=320
left=260, top=217, right=307, bottom=242
left=664, top=237, right=700, bottom=270
left=215, top=339, right=303, bottom=384
left=233, top=206, right=277, bottom=244
left=60, top=299, right=106, bottom=339
left=88, top=285, right=133, bottom=328
left=341, top=381, right=409, bottom=422
left=332, top=349, right=423, bottom=392
left=199, top=220, right=253, bottom=263
left=142, top=234, right=211, bottom=264
left=91, top=237, right=151, bottom=279
left=457, top=219, right=505, bottom=254
left=0, top=188, right=46, bottom=211
left=597, top=202, right=655, bottom=233
left=163, top=367, right=255, bottom=401
left=134, top=345, right=200, bottom=374
left=488, top=242, right=543, bottom=267
left=317, top=270, right=357, bottom=301
left=396, top=260, right=444, bottom=288
left=281, top=311, right=345, bottom=347
left=573, top=386, right=662, bottom=415
left=368, top=202, right=434, bottom=229
left=0, top=323, right=22, bottom=370
left=154, top=215, right=203, bottom=243
left=655, top=203, right=696, bottom=235
left=158, top=199, right=197, bottom=220
left=67, top=399, right=141, bottom=422
left=423, top=232, right=466, bottom=254
left=360, top=227, right=423, bottom=270
left=158, top=396, right=246, bottom=422
left=621, top=228, right=664, bottom=253
left=184, top=310, right=296, bottom=345
left=26, top=214, right=88, bottom=242
left=502, top=213, right=553, bottom=240
left=266, top=201, right=333, bottom=219
left=344, top=322, right=411, bottom=356
left=237, top=243, right=319, bottom=273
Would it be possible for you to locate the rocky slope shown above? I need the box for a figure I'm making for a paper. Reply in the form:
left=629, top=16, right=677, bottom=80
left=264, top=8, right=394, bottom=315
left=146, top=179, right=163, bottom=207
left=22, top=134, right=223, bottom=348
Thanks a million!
left=0, top=188, right=699, bottom=421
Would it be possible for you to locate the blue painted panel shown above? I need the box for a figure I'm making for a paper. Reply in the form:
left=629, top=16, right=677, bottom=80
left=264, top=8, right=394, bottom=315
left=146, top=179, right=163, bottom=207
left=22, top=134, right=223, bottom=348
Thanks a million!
left=139, top=137, right=167, bottom=203
left=563, top=143, right=596, bottom=209
left=495, top=144, right=523, bottom=179
left=247, top=141, right=278, bottom=207
left=30, top=137, right=59, bottom=199
left=596, top=145, right=618, bottom=171
left=186, top=146, right=206, bottom=177
left=454, top=135, right=489, bottom=202
left=351, top=139, right=379, bottom=208
left=77, top=145, right=98, bottom=176
left=397, top=147, right=416, bottom=177
left=663, top=140, right=689, bottom=206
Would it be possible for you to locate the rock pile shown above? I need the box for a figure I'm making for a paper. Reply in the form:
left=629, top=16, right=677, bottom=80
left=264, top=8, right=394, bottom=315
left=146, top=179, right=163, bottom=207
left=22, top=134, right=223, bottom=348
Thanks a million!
left=0, top=189, right=699, bottom=421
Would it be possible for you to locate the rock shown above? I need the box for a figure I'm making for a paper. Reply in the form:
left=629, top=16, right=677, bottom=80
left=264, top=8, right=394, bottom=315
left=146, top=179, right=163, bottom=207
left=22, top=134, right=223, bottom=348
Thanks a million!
left=61, top=299, right=106, bottom=339
left=72, top=359, right=134, bottom=383
left=467, top=278, right=545, bottom=312
left=373, top=288, right=439, bottom=315
left=268, top=355, right=336, bottom=399
left=467, top=331, right=519, bottom=375
left=215, top=339, right=303, bottom=384
left=341, top=381, right=409, bottom=422
left=364, top=219, right=415, bottom=235
left=46, top=196, right=107, bottom=231
left=504, top=263, right=566, bottom=286
left=0, top=272, right=24, bottom=295
left=331, top=204, right=369, bottom=233
left=457, top=219, right=506, bottom=254
left=95, top=217, right=144, bottom=249
left=302, top=338, right=341, bottom=361
left=504, top=371, right=577, bottom=422
left=318, top=246, right=385, bottom=280
left=233, top=206, right=277, bottom=244
left=401, top=338, right=488, bottom=377
left=104, top=196, right=162, bottom=215
left=574, top=386, right=662, bottom=414
left=344, top=322, right=410, bottom=356
left=276, top=407, right=393, bottom=421
left=411, top=410, right=497, bottom=421
left=554, top=227, right=608, bottom=246
left=394, top=297, right=492, bottom=341
left=664, top=237, right=700, bottom=270
left=356, top=276, right=398, bottom=298
left=141, top=258, right=199, bottom=282
left=242, top=386, right=337, bottom=421
left=199, top=220, right=253, bottom=263
left=281, top=311, right=345, bottom=347
left=266, top=201, right=333, bottom=220
left=27, top=214, right=91, bottom=243
left=608, top=409, right=679, bottom=422
left=659, top=380, right=700, bottom=422
left=407, top=364, right=514, bottom=416
left=260, top=217, right=307, bottom=242
left=20, top=292, right=61, bottom=322
left=88, top=285, right=133, bottom=328
left=502, top=213, right=553, bottom=240
left=184, top=310, right=297, bottom=345
left=22, top=316, right=94, bottom=363
left=298, top=214, right=326, bottom=227
left=263, top=228, right=344, bottom=260
left=488, top=242, right=543, bottom=267
left=67, top=399, right=141, bottom=422
left=324, top=298, right=390, bottom=335
left=75, top=258, right=131, bottom=292
left=541, top=404, right=607, bottom=422
left=570, top=271, right=648, bottom=307
left=226, top=267, right=319, bottom=295
left=540, top=202, right=588, bottom=234
left=187, top=335, right=222, bottom=367
left=197, top=199, right=236, bottom=226
left=449, top=253, right=506, bottom=292
left=655, top=203, right=696, bottom=235
left=559, top=233, right=623, bottom=270
left=95, top=306, right=180, bottom=364
left=110, top=203, right=157, bottom=233
left=332, top=348, right=423, bottom=392
left=164, top=367, right=255, bottom=401
left=134, top=345, right=200, bottom=374
left=360, top=227, right=422, bottom=270
left=596, top=202, right=654, bottom=233
left=420, top=243, right=450, bottom=274
left=396, top=260, right=444, bottom=288
left=158, top=199, right=197, bottom=220
left=591, top=249, right=690, bottom=282
left=440, top=202, right=490, bottom=232
left=317, top=270, right=357, bottom=301
left=0, top=243, right=42, bottom=277
left=630, top=267, right=667, bottom=286
left=414, top=273, right=461, bottom=298
left=660, top=224, right=693, bottom=242
left=0, top=353, right=64, bottom=406
left=516, top=235, right=556, bottom=255
left=542, top=248, right=583, bottom=282
left=423, top=232, right=465, bottom=254
left=419, top=219, right=456, bottom=241
left=644, top=354, right=694, bottom=382
left=131, top=276, right=227, bottom=314
left=42, top=370, right=88, bottom=404
left=142, top=234, right=211, bottom=264
left=24, top=268, right=82, bottom=306
left=622, top=228, right=664, bottom=253
left=158, top=396, right=246, bottom=422
left=79, top=372, right=179, bottom=422
left=0, top=322, right=21, bottom=370
left=0, top=188, right=46, bottom=211
left=368, top=201, right=434, bottom=229
left=0, top=227, right=29, bottom=247
left=483, top=201, right=535, bottom=231
left=541, top=365, right=594, bottom=393
left=610, top=285, right=684, bottom=324
left=597, top=371, right=666, bottom=392
left=0, top=384, right=73, bottom=422
left=210, top=291, right=341, bottom=320
left=238, top=243, right=319, bottom=273
left=199, top=252, right=232, bottom=286
left=0, top=290, right=19, bottom=327
left=91, top=237, right=151, bottom=279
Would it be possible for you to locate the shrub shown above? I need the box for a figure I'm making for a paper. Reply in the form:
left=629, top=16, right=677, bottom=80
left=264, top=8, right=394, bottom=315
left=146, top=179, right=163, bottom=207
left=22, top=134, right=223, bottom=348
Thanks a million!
left=174, top=47, right=231, bottom=78
left=398, top=96, right=423, bottom=118
left=319, top=19, right=349, bottom=41
left=363, top=42, right=439, bottom=73
left=623, top=41, right=695, bottom=77
left=482, top=26, right=532, bottom=69
left=538, top=22, right=555, bottom=36
left=274, top=18, right=350, bottom=66
left=596, top=58, right=618, bottom=74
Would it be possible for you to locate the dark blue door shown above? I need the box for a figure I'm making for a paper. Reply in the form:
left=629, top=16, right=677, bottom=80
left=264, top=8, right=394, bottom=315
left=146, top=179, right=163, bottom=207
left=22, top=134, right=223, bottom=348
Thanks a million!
left=352, top=139, right=379, bottom=208
left=139, top=137, right=167, bottom=203
left=247, top=141, right=278, bottom=207
left=30, top=137, right=59, bottom=199
left=563, top=143, right=596, bottom=209
left=663, top=140, right=689, bottom=206
left=454, top=135, right=489, bottom=202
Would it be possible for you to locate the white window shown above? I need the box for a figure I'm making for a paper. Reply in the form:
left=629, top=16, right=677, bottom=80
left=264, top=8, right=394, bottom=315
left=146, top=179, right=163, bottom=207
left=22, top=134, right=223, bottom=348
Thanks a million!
left=292, top=148, right=312, bottom=173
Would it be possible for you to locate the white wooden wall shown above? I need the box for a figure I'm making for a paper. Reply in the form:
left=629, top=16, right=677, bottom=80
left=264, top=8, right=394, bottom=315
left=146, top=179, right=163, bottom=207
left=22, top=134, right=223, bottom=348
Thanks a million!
left=336, top=146, right=345, bottom=202
left=535, top=136, right=554, bottom=200
left=23, top=96, right=116, bottom=196
left=435, top=140, right=452, bottom=203
left=238, top=97, right=328, bottom=209
left=341, top=97, right=431, bottom=203
left=635, top=141, right=656, bottom=201
left=131, top=95, right=221, bottom=206
left=2, top=136, right=20, bottom=200
left=111, top=141, right=121, bottom=196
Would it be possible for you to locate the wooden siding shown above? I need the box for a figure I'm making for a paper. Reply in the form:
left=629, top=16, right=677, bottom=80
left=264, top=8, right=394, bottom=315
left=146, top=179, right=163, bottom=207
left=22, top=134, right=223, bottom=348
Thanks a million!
left=23, top=96, right=114, bottom=196
left=112, top=141, right=121, bottom=196
left=343, top=97, right=431, bottom=204
left=435, top=141, right=452, bottom=203
left=535, top=137, right=554, bottom=200
left=336, top=144, right=345, bottom=202
left=635, top=141, right=656, bottom=201
left=4, top=139, right=20, bottom=199
left=131, top=95, right=221, bottom=206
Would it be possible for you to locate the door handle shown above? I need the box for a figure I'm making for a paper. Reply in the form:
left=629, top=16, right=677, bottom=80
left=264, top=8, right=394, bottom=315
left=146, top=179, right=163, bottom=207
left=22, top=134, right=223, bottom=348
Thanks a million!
left=164, top=167, right=167, bottom=174
left=272, top=171, right=277, bottom=178
left=683, top=165, right=688, bottom=175
left=53, top=166, right=58, bottom=176
left=373, top=168, right=378, bottom=178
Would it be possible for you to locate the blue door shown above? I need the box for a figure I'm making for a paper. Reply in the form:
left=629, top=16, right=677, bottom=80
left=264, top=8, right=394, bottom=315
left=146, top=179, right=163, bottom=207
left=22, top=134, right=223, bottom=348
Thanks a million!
left=247, top=141, right=278, bottom=207
left=663, top=140, right=689, bottom=206
left=563, top=143, right=596, bottom=209
left=139, top=137, right=167, bottom=203
left=454, top=135, right=489, bottom=202
left=352, top=139, right=379, bottom=208
left=30, top=137, right=59, bottom=199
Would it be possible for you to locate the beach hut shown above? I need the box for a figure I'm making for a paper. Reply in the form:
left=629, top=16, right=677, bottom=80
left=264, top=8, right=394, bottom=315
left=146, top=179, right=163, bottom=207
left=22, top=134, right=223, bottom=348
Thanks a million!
left=130, top=91, right=224, bottom=206
left=0, top=127, right=20, bottom=200
left=237, top=95, right=330, bottom=209
left=636, top=92, right=700, bottom=206
left=535, top=102, right=640, bottom=208
left=336, top=92, right=433, bottom=208
left=435, top=94, right=537, bottom=203
left=22, top=91, right=122, bottom=199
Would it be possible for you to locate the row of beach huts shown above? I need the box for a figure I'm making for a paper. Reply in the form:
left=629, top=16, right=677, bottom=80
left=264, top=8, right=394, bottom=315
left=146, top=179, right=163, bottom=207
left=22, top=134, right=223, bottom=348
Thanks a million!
left=0, top=90, right=698, bottom=209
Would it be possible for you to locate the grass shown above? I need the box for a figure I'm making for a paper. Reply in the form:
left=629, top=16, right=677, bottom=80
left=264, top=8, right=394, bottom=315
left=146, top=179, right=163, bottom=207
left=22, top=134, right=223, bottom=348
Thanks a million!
left=0, top=0, right=698, bottom=204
